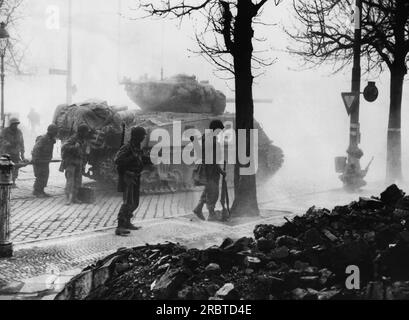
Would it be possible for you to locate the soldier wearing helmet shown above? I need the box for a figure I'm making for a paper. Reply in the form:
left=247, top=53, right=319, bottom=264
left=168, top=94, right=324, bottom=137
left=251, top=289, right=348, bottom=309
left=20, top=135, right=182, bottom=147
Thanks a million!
left=193, top=119, right=226, bottom=221
left=114, top=126, right=151, bottom=236
left=61, top=124, right=91, bottom=205
left=0, top=117, right=26, bottom=187
left=31, top=124, right=59, bottom=197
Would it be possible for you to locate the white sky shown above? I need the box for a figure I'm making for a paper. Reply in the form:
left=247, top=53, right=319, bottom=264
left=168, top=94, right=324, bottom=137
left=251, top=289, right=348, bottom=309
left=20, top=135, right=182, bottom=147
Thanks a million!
left=4, top=0, right=409, bottom=186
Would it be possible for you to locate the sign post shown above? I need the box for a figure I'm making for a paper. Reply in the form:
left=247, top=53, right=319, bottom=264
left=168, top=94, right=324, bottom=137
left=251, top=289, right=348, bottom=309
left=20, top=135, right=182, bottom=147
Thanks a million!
left=339, top=0, right=366, bottom=191
left=342, top=92, right=359, bottom=115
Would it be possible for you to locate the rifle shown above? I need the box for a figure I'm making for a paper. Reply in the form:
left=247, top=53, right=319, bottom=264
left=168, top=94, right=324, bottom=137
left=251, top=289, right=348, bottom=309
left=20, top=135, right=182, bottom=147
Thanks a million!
left=364, top=157, right=375, bottom=173
left=120, top=123, right=126, bottom=147
left=15, top=159, right=62, bottom=169
left=220, top=161, right=230, bottom=222
left=360, top=156, right=374, bottom=178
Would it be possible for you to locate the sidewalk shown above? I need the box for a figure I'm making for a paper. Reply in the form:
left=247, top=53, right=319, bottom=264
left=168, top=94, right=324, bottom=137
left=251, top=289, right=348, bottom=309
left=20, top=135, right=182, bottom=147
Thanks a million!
left=10, top=165, right=386, bottom=243
left=10, top=165, right=223, bottom=243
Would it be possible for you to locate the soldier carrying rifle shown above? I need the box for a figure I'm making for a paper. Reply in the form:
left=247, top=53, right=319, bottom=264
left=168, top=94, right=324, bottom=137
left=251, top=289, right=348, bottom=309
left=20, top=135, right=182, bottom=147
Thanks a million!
left=0, top=117, right=26, bottom=188
left=114, top=126, right=151, bottom=236
left=61, top=124, right=91, bottom=205
left=31, top=124, right=59, bottom=198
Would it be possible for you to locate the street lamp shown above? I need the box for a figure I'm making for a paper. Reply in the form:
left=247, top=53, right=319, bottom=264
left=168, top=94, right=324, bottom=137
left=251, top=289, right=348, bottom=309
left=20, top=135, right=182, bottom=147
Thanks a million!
left=0, top=22, right=9, bottom=129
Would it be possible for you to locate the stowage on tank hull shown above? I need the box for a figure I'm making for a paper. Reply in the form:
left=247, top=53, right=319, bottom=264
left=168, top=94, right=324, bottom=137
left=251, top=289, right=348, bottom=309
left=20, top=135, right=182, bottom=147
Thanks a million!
left=53, top=102, right=283, bottom=194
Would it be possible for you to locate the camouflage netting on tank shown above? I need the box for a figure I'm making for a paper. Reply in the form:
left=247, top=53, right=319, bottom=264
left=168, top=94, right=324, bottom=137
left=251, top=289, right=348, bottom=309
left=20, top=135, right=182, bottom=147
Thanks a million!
left=53, top=100, right=132, bottom=186
left=53, top=100, right=124, bottom=141
left=124, top=74, right=227, bottom=115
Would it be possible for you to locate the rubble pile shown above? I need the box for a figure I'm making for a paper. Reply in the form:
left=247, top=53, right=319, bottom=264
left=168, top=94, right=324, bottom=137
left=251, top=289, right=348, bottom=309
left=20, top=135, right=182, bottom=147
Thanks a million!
left=58, top=185, right=409, bottom=300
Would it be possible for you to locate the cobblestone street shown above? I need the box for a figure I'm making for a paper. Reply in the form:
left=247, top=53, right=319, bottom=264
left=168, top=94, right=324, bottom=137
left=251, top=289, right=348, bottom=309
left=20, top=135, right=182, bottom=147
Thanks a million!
left=9, top=164, right=386, bottom=243
left=10, top=164, right=223, bottom=243
left=0, top=163, right=390, bottom=299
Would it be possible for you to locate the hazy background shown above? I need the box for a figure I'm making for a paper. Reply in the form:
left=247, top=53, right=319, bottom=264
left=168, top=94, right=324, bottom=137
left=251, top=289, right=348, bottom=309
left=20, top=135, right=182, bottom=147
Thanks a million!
left=5, top=0, right=409, bottom=192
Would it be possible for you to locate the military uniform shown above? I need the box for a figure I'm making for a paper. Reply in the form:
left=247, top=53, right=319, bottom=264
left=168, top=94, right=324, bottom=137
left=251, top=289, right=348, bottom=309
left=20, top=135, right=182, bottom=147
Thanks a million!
left=193, top=120, right=225, bottom=221
left=115, top=143, right=149, bottom=228
left=114, top=126, right=150, bottom=235
left=32, top=131, right=57, bottom=196
left=61, top=133, right=88, bottom=203
left=0, top=124, right=25, bottom=184
left=198, top=134, right=224, bottom=213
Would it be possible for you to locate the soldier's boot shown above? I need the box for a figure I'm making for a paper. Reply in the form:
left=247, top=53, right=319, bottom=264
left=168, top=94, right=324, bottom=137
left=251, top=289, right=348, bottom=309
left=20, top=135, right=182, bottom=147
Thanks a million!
left=34, top=189, right=50, bottom=198
left=207, top=208, right=219, bottom=222
left=33, top=190, right=42, bottom=197
left=115, top=227, right=131, bottom=236
left=124, top=223, right=141, bottom=231
left=116, top=209, right=132, bottom=235
left=65, top=193, right=73, bottom=206
left=193, top=201, right=206, bottom=220
left=124, top=216, right=141, bottom=231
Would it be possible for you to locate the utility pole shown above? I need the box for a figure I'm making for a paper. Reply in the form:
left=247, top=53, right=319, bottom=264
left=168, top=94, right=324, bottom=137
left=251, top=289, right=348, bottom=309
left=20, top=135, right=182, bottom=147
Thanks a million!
left=160, top=20, right=164, bottom=80
left=0, top=22, right=9, bottom=128
left=350, top=0, right=362, bottom=154
left=66, top=0, right=73, bottom=105
left=117, top=0, right=122, bottom=83
left=1, top=54, right=5, bottom=128
left=340, top=0, right=366, bottom=191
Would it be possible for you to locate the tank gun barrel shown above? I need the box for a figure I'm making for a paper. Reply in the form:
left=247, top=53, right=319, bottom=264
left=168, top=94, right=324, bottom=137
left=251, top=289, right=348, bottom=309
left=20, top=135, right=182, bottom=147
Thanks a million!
left=226, top=98, right=273, bottom=104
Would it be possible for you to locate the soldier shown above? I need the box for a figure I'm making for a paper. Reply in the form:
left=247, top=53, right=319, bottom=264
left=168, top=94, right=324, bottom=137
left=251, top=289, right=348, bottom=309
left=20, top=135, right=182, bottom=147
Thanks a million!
left=61, top=124, right=90, bottom=205
left=193, top=120, right=226, bottom=221
left=114, top=126, right=150, bottom=236
left=27, top=108, right=40, bottom=134
left=0, top=117, right=26, bottom=187
left=31, top=124, right=59, bottom=198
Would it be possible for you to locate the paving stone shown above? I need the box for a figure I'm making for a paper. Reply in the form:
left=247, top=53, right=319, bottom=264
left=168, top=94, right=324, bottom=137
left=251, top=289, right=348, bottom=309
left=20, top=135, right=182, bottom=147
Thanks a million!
left=8, top=167, right=208, bottom=243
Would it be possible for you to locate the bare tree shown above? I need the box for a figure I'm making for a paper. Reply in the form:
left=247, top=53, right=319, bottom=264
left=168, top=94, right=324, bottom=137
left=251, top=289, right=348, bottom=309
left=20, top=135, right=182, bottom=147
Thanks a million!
left=140, top=0, right=282, bottom=217
left=289, top=0, right=409, bottom=183
left=0, top=0, right=25, bottom=73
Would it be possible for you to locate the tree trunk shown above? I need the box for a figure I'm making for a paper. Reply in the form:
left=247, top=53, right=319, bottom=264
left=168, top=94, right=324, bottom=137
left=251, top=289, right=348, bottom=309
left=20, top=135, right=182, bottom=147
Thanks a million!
left=230, top=0, right=259, bottom=217
left=386, top=63, right=406, bottom=183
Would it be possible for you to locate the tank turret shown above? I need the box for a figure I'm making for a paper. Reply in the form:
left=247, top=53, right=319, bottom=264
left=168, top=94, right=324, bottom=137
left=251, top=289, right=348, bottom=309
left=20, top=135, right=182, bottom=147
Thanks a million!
left=123, top=74, right=227, bottom=115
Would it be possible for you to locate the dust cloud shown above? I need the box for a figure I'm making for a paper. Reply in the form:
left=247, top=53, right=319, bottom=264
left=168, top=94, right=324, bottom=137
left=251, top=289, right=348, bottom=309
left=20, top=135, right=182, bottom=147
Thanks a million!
left=4, top=0, right=409, bottom=198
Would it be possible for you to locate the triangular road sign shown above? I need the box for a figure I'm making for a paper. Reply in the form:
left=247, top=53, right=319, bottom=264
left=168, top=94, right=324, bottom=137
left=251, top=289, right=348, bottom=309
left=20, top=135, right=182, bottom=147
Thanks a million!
left=341, top=92, right=359, bottom=115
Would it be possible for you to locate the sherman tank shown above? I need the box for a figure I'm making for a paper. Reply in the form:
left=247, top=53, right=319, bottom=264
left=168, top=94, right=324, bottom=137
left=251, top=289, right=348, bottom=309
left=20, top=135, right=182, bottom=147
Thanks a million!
left=53, top=78, right=283, bottom=194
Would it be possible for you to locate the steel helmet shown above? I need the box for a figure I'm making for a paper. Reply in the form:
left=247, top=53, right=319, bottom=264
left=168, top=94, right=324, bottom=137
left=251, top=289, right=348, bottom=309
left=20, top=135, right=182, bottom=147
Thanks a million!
left=9, top=117, right=20, bottom=125
left=47, top=124, right=58, bottom=135
left=131, top=126, right=147, bottom=140
left=77, top=124, right=90, bottom=135
left=209, top=119, right=225, bottom=131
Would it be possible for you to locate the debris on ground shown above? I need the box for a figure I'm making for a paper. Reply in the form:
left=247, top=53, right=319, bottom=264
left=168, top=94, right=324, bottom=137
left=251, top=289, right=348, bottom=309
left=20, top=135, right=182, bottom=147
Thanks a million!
left=56, top=185, right=409, bottom=300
